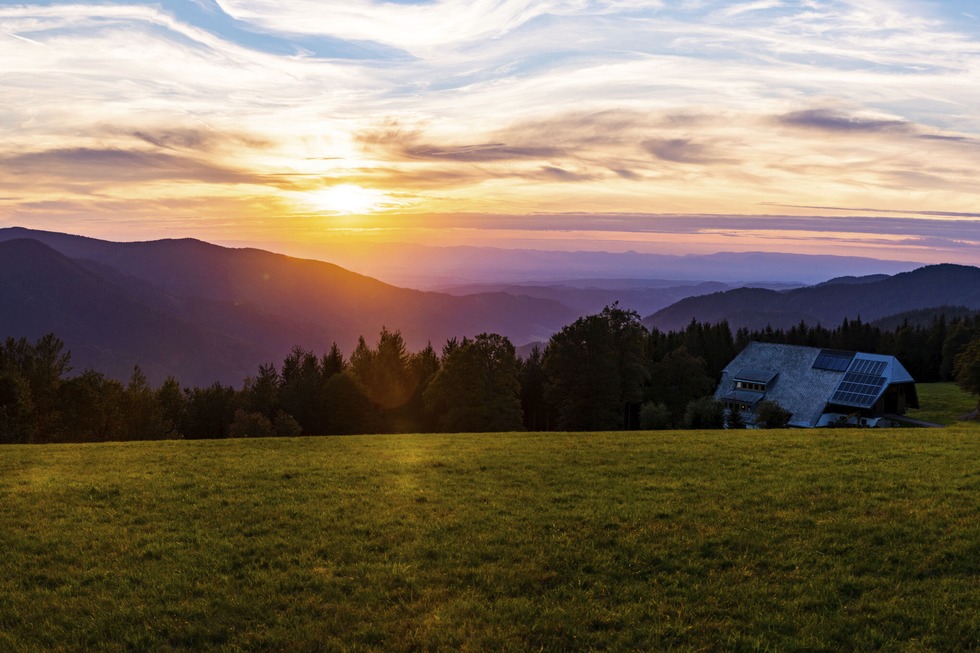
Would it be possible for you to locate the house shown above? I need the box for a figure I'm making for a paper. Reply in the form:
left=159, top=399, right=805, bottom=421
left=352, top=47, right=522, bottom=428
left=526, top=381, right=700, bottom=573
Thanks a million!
left=715, top=342, right=919, bottom=428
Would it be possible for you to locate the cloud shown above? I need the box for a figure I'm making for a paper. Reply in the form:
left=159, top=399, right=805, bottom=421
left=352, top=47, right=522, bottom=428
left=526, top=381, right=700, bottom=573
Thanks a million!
left=760, top=203, right=980, bottom=220
left=1, top=0, right=980, bottom=259
left=642, top=138, right=730, bottom=164
left=917, top=134, right=975, bottom=143
left=131, top=129, right=220, bottom=151
left=611, top=168, right=640, bottom=180
left=535, top=166, right=595, bottom=182
left=0, top=148, right=267, bottom=186
left=213, top=0, right=665, bottom=57
left=403, top=143, right=566, bottom=162
left=776, top=109, right=909, bottom=133
left=357, top=119, right=568, bottom=162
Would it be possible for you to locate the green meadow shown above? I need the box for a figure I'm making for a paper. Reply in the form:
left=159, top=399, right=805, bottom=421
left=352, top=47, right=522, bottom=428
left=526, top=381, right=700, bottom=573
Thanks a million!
left=909, top=382, right=979, bottom=425
left=1, top=386, right=978, bottom=651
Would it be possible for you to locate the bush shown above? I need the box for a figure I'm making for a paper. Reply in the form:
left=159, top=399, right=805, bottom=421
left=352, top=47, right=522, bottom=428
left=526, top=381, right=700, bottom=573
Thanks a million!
left=725, top=407, right=745, bottom=430
left=683, top=397, right=726, bottom=429
left=754, top=400, right=792, bottom=428
left=273, top=411, right=303, bottom=437
left=639, top=401, right=672, bottom=430
left=229, top=410, right=276, bottom=438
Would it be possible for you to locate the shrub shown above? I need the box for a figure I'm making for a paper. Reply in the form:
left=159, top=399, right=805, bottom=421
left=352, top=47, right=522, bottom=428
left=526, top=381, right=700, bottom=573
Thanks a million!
left=683, top=397, right=726, bottom=429
left=229, top=410, right=276, bottom=438
left=639, top=401, right=672, bottom=430
left=725, top=407, right=745, bottom=430
left=754, top=400, right=792, bottom=428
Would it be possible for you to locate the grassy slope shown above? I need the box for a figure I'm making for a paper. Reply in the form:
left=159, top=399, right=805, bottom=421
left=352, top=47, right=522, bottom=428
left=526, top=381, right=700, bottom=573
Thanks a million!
left=2, top=421, right=978, bottom=651
left=908, top=382, right=979, bottom=425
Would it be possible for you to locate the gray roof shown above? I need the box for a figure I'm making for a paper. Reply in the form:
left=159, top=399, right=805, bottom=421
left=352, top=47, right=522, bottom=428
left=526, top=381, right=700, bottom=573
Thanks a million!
left=734, top=368, right=778, bottom=384
left=720, top=389, right=766, bottom=405
left=714, top=342, right=916, bottom=427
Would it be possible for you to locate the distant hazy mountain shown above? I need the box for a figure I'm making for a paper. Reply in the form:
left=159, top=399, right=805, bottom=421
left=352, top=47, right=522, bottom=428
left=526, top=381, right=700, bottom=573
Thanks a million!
left=285, top=241, right=922, bottom=288
left=0, top=228, right=578, bottom=386
left=435, top=280, right=794, bottom=317
left=814, top=274, right=891, bottom=287
left=643, top=264, right=980, bottom=332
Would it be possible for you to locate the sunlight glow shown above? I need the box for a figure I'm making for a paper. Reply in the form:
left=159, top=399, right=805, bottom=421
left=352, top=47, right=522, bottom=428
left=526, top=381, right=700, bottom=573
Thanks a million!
left=303, top=184, right=392, bottom=215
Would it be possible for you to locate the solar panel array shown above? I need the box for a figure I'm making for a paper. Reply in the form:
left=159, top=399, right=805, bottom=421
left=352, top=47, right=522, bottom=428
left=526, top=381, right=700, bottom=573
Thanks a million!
left=812, top=350, right=855, bottom=372
left=849, top=359, right=886, bottom=376
left=830, top=358, right=888, bottom=408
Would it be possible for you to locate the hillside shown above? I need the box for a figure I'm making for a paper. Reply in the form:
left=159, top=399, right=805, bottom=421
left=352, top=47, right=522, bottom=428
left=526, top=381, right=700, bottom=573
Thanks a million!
left=0, top=229, right=577, bottom=385
left=0, top=239, right=274, bottom=384
left=643, top=264, right=980, bottom=331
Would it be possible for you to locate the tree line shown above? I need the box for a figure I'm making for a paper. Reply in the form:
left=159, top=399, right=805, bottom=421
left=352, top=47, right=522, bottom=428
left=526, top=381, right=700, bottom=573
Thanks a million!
left=2, top=306, right=979, bottom=443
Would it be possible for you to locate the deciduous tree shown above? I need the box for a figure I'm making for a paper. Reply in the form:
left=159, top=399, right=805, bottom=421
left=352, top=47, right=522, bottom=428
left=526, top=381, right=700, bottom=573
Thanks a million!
left=953, top=336, right=980, bottom=405
left=424, top=333, right=523, bottom=432
left=543, top=305, right=647, bottom=430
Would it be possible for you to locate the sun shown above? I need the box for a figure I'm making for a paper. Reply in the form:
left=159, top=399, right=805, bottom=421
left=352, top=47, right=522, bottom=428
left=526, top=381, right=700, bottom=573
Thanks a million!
left=305, top=184, right=390, bottom=215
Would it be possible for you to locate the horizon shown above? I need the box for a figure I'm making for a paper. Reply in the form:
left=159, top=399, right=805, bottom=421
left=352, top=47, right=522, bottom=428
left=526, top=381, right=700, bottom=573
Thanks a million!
left=0, top=223, right=934, bottom=288
left=2, top=1, right=980, bottom=269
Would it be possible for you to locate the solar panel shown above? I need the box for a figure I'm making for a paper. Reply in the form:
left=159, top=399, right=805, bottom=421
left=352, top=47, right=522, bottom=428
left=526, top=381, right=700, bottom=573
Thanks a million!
left=849, top=358, right=886, bottom=376
left=830, top=366, right=887, bottom=409
left=812, top=349, right=855, bottom=372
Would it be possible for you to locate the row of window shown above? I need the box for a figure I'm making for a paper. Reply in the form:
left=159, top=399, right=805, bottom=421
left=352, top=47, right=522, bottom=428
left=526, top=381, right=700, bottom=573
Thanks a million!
left=735, top=381, right=766, bottom=392
left=724, top=401, right=752, bottom=411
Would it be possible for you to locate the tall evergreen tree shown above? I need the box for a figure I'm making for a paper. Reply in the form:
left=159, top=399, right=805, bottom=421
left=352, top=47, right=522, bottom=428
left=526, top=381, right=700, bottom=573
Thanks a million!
left=350, top=328, right=416, bottom=431
left=122, top=365, right=168, bottom=440
left=646, top=346, right=715, bottom=426
left=279, top=346, right=325, bottom=434
left=518, top=346, right=552, bottom=431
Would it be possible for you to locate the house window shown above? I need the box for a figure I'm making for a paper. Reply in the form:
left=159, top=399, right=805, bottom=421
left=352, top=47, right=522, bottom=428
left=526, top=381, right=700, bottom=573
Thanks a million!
left=736, top=381, right=766, bottom=392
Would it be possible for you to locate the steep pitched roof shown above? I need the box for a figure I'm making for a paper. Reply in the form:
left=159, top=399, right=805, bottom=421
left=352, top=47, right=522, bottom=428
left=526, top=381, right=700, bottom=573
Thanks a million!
left=714, top=342, right=915, bottom=427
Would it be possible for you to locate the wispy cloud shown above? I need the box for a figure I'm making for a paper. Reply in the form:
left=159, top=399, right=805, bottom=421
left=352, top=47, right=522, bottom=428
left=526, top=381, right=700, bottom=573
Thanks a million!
left=0, top=0, right=979, bottom=265
left=776, top=109, right=909, bottom=133
left=0, top=147, right=281, bottom=186
left=643, top=138, right=733, bottom=164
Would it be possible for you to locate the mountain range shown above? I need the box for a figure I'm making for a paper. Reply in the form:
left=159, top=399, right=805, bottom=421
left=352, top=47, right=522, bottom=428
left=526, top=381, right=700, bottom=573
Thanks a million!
left=3, top=226, right=979, bottom=387
left=434, top=280, right=800, bottom=318
left=642, top=265, right=980, bottom=332
left=0, top=228, right=576, bottom=385
left=270, top=240, right=922, bottom=288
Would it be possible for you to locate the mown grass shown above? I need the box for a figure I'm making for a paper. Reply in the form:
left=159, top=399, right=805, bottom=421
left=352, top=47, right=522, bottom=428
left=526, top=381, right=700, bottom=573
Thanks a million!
left=1, top=422, right=978, bottom=651
left=909, top=382, right=978, bottom=425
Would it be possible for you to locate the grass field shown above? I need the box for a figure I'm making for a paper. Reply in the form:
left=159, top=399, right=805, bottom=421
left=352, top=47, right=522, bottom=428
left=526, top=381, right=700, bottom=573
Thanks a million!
left=1, top=389, right=978, bottom=651
left=908, top=382, right=979, bottom=425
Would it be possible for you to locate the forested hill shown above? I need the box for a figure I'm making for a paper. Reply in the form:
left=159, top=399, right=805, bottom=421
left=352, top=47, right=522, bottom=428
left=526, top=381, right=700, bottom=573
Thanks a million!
left=643, top=264, right=980, bottom=332
left=0, top=230, right=577, bottom=386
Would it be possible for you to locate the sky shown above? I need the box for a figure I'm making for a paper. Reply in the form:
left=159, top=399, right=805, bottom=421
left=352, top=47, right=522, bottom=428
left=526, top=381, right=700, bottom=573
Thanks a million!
left=2, top=0, right=980, bottom=267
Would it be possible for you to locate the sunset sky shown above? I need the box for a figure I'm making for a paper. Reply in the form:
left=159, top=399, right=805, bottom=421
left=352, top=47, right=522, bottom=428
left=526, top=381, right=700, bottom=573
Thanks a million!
left=2, top=0, right=980, bottom=267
